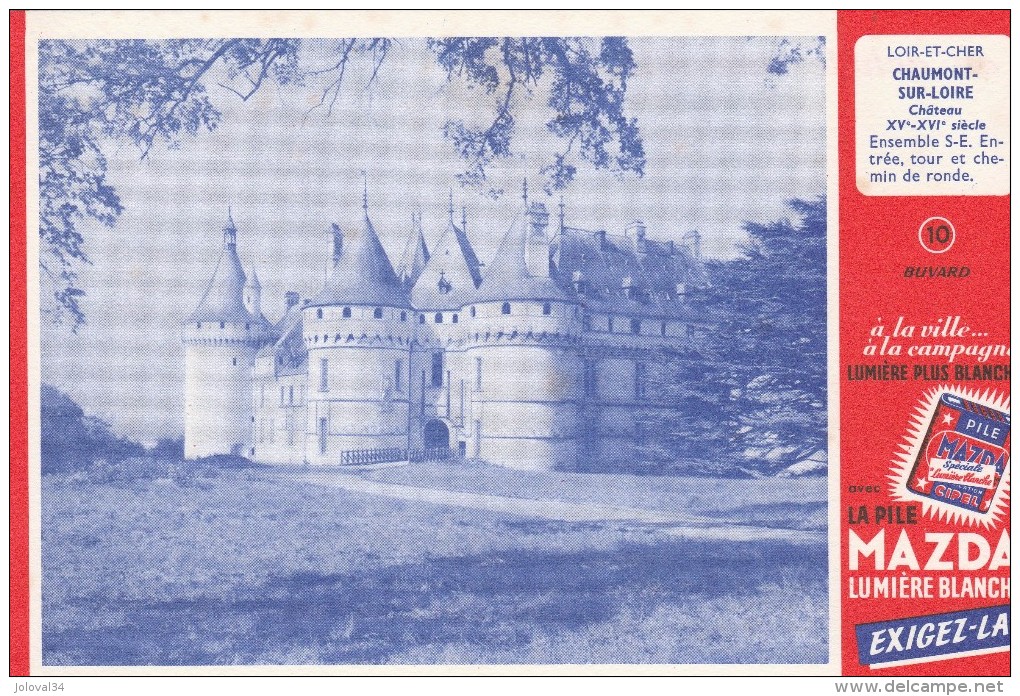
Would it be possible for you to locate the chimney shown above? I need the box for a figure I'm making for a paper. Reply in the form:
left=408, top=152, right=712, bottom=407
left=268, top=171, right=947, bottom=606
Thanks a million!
left=331, top=223, right=343, bottom=269
left=285, top=291, right=300, bottom=310
left=627, top=221, right=647, bottom=254
left=683, top=230, right=701, bottom=260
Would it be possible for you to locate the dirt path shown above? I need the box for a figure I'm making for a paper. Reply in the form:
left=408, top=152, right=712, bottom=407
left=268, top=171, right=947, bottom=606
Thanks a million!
left=289, top=470, right=825, bottom=545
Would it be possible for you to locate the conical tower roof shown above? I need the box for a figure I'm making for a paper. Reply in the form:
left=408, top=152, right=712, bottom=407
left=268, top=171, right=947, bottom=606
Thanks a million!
left=397, top=214, right=430, bottom=286
left=188, top=213, right=264, bottom=323
left=411, top=218, right=483, bottom=310
left=308, top=211, right=410, bottom=308
left=471, top=209, right=570, bottom=304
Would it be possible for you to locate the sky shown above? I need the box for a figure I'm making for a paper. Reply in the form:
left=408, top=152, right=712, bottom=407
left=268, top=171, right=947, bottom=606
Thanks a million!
left=39, top=36, right=827, bottom=444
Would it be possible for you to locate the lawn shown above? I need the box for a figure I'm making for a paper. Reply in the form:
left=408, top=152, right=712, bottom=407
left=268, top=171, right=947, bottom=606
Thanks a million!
left=41, top=465, right=828, bottom=666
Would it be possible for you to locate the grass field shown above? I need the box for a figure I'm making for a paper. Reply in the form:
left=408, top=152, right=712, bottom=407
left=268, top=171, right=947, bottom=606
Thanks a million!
left=42, top=463, right=828, bottom=665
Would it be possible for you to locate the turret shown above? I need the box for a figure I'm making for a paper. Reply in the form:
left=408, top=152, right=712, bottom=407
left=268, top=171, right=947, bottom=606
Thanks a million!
left=302, top=190, right=414, bottom=465
left=461, top=187, right=582, bottom=470
left=183, top=210, right=273, bottom=460
left=397, top=213, right=430, bottom=287
left=243, top=267, right=262, bottom=317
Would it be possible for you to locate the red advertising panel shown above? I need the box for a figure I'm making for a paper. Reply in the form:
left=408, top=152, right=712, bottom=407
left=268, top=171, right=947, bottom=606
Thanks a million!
left=838, top=10, right=1010, bottom=677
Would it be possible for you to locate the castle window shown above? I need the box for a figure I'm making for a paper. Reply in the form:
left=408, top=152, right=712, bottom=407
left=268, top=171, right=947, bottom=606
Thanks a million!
left=607, top=317, right=614, bottom=332
left=318, top=417, right=328, bottom=454
left=401, top=311, right=407, bottom=322
left=583, top=360, right=597, bottom=397
left=661, top=321, right=667, bottom=337
left=245, top=323, right=250, bottom=330
left=288, top=385, right=294, bottom=405
left=475, top=357, right=482, bottom=391
left=232, top=357, right=237, bottom=366
left=395, top=360, right=403, bottom=392
left=319, top=358, right=329, bottom=392
left=543, top=302, right=551, bottom=315
left=419, top=314, right=425, bottom=324
left=197, top=322, right=201, bottom=329
left=278, top=356, right=283, bottom=365
left=582, top=313, right=592, bottom=331
left=502, top=302, right=511, bottom=315
left=374, top=307, right=383, bottom=319
left=316, top=308, right=323, bottom=319
left=635, top=362, right=647, bottom=399
left=631, top=318, right=641, bottom=335
left=435, top=313, right=443, bottom=324
left=342, top=307, right=352, bottom=318
left=452, top=314, right=459, bottom=324
left=220, top=321, right=225, bottom=329
left=280, top=386, right=285, bottom=405
left=431, top=352, right=444, bottom=387
left=470, top=306, right=476, bottom=318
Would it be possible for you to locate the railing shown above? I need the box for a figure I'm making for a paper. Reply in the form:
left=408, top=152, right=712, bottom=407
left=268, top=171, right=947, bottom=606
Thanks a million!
left=336, top=446, right=452, bottom=466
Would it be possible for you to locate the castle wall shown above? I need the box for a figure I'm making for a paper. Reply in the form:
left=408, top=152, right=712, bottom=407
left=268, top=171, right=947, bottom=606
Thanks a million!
left=183, top=322, right=269, bottom=459
left=301, top=305, right=413, bottom=465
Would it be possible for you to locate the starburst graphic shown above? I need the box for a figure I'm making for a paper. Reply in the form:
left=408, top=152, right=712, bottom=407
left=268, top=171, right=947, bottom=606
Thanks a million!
left=888, top=386, right=1010, bottom=528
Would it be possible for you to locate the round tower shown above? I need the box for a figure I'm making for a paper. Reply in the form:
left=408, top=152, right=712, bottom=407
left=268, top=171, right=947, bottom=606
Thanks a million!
left=183, top=212, right=273, bottom=459
left=461, top=195, right=584, bottom=470
left=302, top=193, right=415, bottom=465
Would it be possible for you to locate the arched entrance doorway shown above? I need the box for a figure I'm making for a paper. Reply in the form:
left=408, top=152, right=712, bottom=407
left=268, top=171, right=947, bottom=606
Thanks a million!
left=423, top=419, right=450, bottom=450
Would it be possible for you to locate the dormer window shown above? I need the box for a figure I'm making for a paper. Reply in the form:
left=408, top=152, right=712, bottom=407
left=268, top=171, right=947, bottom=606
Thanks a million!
left=438, top=272, right=452, bottom=295
left=342, top=307, right=351, bottom=318
left=502, top=302, right=511, bottom=315
left=373, top=307, right=383, bottom=319
left=631, top=318, right=641, bottom=335
left=542, top=302, right=552, bottom=315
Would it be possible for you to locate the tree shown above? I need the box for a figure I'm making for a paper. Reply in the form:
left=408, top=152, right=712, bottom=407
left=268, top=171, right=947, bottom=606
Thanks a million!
left=40, top=384, right=145, bottom=473
left=38, top=37, right=645, bottom=327
left=645, top=198, right=827, bottom=476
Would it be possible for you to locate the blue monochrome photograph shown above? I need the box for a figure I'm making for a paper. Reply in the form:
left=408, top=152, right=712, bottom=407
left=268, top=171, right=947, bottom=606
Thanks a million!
left=39, top=33, right=829, bottom=667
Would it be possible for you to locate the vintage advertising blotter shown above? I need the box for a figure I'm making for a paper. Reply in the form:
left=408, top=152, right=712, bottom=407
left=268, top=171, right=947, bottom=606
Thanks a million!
left=8, top=10, right=1008, bottom=678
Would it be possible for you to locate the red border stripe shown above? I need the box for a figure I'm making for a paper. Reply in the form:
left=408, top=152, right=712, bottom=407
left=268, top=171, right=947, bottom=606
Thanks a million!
left=9, top=8, right=30, bottom=677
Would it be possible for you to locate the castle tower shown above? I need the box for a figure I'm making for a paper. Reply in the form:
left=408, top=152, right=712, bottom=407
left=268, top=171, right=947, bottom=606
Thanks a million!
left=462, top=193, right=583, bottom=470
left=302, top=192, right=415, bottom=465
left=397, top=213, right=430, bottom=287
left=243, top=267, right=262, bottom=316
left=183, top=211, right=272, bottom=459
left=408, top=198, right=484, bottom=456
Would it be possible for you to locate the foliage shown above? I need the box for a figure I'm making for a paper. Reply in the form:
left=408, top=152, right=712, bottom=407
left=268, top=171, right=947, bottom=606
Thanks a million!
left=646, top=198, right=827, bottom=476
left=429, top=37, right=644, bottom=192
left=38, top=37, right=644, bottom=327
left=38, top=39, right=300, bottom=326
left=40, top=383, right=145, bottom=473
